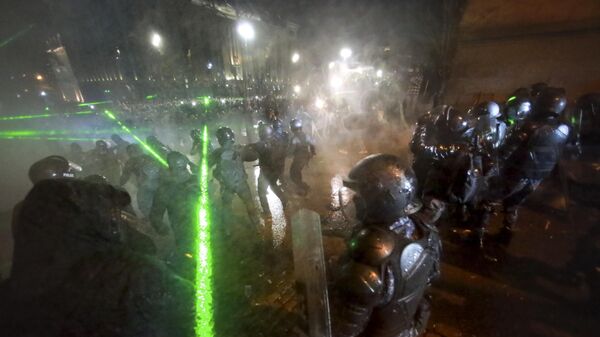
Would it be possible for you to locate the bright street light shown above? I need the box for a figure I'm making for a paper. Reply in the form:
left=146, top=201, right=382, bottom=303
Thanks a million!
left=291, top=52, right=300, bottom=63
left=315, top=97, right=325, bottom=109
left=340, top=47, right=352, bottom=60
left=237, top=21, right=255, bottom=42
left=293, top=85, right=301, bottom=94
left=36, top=74, right=43, bottom=81
left=150, top=32, right=162, bottom=49
left=40, top=91, right=47, bottom=97
left=330, top=76, right=343, bottom=89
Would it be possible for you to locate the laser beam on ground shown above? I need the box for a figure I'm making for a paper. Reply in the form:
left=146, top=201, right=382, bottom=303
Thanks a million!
left=194, top=125, right=214, bottom=337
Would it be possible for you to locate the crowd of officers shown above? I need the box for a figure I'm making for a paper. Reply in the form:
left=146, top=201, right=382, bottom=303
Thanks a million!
left=410, top=84, right=572, bottom=250
left=1, top=83, right=597, bottom=337
left=328, top=84, right=595, bottom=337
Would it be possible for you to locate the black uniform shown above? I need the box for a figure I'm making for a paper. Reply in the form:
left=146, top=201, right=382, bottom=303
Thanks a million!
left=247, top=123, right=287, bottom=219
left=120, top=144, right=163, bottom=216
left=271, top=119, right=289, bottom=181
left=190, top=128, right=214, bottom=157
left=111, top=134, right=130, bottom=164
left=0, top=179, right=193, bottom=337
left=332, top=154, right=441, bottom=337
left=412, top=107, right=479, bottom=223
left=149, top=152, right=199, bottom=277
left=289, top=118, right=316, bottom=196
left=490, top=87, right=570, bottom=244
left=210, top=127, right=260, bottom=228
left=410, top=107, right=443, bottom=195
left=88, top=140, right=121, bottom=184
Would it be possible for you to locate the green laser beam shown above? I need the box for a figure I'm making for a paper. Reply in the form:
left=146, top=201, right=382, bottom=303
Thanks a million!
left=0, top=127, right=149, bottom=137
left=146, top=95, right=157, bottom=101
left=0, top=113, right=51, bottom=121
left=0, top=24, right=34, bottom=49
left=506, top=96, right=517, bottom=103
left=195, top=124, right=214, bottom=337
left=0, top=136, right=96, bottom=142
left=197, top=96, right=211, bottom=107
left=103, top=110, right=168, bottom=167
left=0, top=110, right=93, bottom=121
left=78, top=100, right=113, bottom=107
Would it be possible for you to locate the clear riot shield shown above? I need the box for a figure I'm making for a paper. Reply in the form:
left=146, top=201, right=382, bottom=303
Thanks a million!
left=291, top=209, right=332, bottom=337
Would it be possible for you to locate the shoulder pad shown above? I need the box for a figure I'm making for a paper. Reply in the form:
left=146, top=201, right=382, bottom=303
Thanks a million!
left=400, top=243, right=425, bottom=277
left=349, top=227, right=396, bottom=266
left=337, top=262, right=384, bottom=305
left=556, top=124, right=570, bottom=138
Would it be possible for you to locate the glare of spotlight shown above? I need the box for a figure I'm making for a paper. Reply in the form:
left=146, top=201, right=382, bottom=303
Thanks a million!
left=36, top=74, right=43, bottom=81
left=328, top=62, right=335, bottom=70
left=330, top=76, right=343, bottom=89
left=237, top=21, right=255, bottom=42
left=191, top=100, right=198, bottom=107
left=207, top=62, right=213, bottom=70
left=376, top=69, right=383, bottom=78
left=293, top=85, right=301, bottom=94
left=40, top=91, right=47, bottom=97
left=340, top=47, right=352, bottom=60
left=150, top=32, right=163, bottom=49
left=315, top=98, right=325, bottom=109
left=291, top=52, right=300, bottom=63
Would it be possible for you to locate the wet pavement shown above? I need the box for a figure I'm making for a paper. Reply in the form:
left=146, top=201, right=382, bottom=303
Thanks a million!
left=0, top=122, right=598, bottom=337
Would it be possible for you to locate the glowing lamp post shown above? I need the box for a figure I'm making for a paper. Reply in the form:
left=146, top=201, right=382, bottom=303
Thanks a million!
left=340, top=47, right=352, bottom=60
left=237, top=21, right=255, bottom=44
left=150, top=32, right=163, bottom=49
left=291, top=52, right=300, bottom=64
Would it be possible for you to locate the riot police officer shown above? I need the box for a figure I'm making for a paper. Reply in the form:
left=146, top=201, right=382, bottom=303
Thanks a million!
left=1, top=177, right=193, bottom=336
left=12, top=155, right=82, bottom=236
left=88, top=139, right=120, bottom=184
left=412, top=106, right=479, bottom=223
left=67, top=142, right=87, bottom=168
left=271, top=118, right=289, bottom=181
left=147, top=135, right=172, bottom=160
left=492, top=87, right=570, bottom=244
left=503, top=94, right=532, bottom=130
left=530, top=82, right=548, bottom=98
left=247, top=122, right=288, bottom=222
left=190, top=128, right=214, bottom=157
left=410, top=105, right=446, bottom=195
left=569, top=93, right=600, bottom=152
left=149, top=151, right=199, bottom=277
left=332, top=154, right=441, bottom=337
left=288, top=118, right=316, bottom=196
left=471, top=101, right=507, bottom=150
left=110, top=134, right=130, bottom=164
left=120, top=144, right=163, bottom=216
left=28, top=155, right=81, bottom=184
left=456, top=102, right=507, bottom=246
left=210, top=127, right=261, bottom=229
